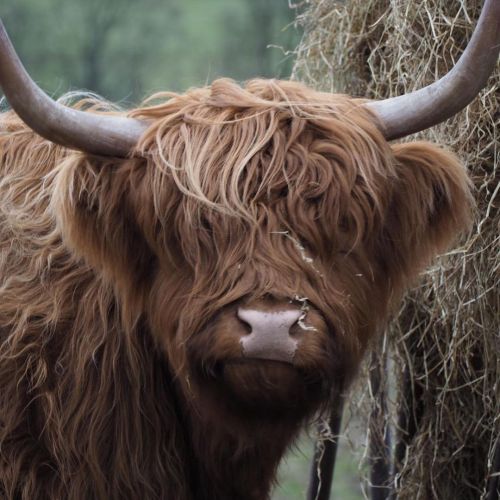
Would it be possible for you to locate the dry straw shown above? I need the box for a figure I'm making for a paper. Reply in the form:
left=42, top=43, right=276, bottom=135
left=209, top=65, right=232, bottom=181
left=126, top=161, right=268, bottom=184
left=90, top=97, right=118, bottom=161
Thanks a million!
left=292, top=1, right=499, bottom=499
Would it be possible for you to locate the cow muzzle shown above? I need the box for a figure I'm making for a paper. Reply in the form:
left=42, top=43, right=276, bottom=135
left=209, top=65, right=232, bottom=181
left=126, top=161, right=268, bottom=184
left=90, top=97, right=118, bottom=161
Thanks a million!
left=237, top=307, right=302, bottom=363
left=186, top=298, right=332, bottom=416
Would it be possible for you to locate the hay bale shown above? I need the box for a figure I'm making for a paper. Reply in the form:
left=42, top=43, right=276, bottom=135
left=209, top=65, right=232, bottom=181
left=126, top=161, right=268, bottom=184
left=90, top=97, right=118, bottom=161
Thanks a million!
left=292, top=1, right=499, bottom=498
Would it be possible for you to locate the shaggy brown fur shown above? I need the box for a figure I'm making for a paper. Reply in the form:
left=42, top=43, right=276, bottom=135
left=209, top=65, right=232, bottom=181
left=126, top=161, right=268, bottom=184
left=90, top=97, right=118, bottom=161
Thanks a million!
left=0, top=78, right=472, bottom=499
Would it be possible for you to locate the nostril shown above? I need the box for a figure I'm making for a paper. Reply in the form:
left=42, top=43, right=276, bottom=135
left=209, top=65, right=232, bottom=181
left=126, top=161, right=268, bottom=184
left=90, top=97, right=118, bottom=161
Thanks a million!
left=236, top=308, right=253, bottom=334
left=289, top=317, right=301, bottom=337
left=238, top=317, right=252, bottom=334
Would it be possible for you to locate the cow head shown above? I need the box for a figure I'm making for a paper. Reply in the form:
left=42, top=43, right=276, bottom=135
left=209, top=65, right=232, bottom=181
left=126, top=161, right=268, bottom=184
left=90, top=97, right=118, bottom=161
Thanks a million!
left=48, top=79, right=472, bottom=428
left=0, top=0, right=497, bottom=432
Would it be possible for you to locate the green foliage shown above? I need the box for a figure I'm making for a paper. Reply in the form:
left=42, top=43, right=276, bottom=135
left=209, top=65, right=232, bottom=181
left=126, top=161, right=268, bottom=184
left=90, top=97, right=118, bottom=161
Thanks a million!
left=1, top=0, right=299, bottom=103
left=273, top=433, right=363, bottom=500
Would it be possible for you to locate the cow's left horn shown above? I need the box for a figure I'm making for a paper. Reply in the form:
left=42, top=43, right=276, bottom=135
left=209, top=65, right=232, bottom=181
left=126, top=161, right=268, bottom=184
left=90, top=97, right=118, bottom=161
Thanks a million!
left=0, top=20, right=147, bottom=157
left=365, top=0, right=500, bottom=140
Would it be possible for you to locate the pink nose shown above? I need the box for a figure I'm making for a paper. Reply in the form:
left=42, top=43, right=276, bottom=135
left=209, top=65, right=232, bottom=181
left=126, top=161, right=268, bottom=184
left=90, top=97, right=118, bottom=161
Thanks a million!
left=237, top=308, right=302, bottom=363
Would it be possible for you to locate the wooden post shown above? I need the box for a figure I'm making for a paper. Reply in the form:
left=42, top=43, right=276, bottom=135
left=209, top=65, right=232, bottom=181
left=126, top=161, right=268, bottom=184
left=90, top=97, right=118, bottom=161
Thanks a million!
left=368, top=349, right=392, bottom=500
left=486, top=437, right=500, bottom=500
left=306, top=393, right=344, bottom=500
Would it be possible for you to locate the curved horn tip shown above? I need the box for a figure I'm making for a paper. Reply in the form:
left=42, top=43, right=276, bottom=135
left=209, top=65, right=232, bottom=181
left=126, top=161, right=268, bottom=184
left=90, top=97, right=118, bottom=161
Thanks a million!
left=0, top=18, right=148, bottom=156
left=365, top=0, right=500, bottom=140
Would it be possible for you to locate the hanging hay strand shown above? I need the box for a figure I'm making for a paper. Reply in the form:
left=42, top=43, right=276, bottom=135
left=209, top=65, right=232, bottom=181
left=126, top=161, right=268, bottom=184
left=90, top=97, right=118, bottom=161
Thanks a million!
left=293, top=1, right=499, bottom=499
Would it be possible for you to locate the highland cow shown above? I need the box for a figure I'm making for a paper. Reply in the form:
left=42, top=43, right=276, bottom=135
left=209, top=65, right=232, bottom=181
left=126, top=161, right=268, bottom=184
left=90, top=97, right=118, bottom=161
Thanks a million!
left=0, top=3, right=498, bottom=500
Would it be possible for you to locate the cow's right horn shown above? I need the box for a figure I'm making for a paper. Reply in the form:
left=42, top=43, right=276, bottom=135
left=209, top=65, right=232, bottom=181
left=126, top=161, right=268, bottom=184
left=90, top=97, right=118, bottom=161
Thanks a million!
left=0, top=20, right=148, bottom=157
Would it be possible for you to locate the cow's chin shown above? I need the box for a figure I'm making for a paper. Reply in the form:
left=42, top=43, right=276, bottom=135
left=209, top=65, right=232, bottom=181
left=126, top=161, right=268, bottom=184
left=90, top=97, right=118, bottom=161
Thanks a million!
left=222, top=360, right=308, bottom=412
left=195, top=359, right=327, bottom=420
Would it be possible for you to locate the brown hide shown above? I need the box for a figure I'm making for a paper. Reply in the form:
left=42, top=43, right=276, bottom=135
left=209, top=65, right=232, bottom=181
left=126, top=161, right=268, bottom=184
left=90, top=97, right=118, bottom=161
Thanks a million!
left=0, top=79, right=472, bottom=499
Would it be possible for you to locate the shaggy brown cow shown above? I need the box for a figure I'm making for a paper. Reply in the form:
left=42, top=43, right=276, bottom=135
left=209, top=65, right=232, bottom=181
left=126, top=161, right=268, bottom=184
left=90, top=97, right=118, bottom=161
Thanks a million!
left=0, top=3, right=498, bottom=500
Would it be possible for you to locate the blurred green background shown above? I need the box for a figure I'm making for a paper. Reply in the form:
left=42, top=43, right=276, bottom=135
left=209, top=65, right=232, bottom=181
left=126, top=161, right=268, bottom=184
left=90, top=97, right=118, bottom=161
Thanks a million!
left=274, top=430, right=364, bottom=500
left=1, top=0, right=298, bottom=103
left=0, top=1, right=364, bottom=497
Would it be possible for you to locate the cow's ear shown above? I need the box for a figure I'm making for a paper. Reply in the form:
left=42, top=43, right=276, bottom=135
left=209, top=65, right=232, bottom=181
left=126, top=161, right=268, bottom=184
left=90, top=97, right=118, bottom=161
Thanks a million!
left=380, top=142, right=473, bottom=289
left=53, top=157, right=155, bottom=314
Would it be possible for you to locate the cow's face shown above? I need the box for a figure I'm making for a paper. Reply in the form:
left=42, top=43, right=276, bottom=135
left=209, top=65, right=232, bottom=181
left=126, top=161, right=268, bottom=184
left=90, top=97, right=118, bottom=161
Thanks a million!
left=55, top=80, right=471, bottom=425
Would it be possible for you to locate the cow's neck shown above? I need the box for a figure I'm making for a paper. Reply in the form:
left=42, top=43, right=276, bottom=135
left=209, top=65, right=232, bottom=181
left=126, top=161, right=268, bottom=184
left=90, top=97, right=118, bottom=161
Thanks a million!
left=183, top=395, right=302, bottom=500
